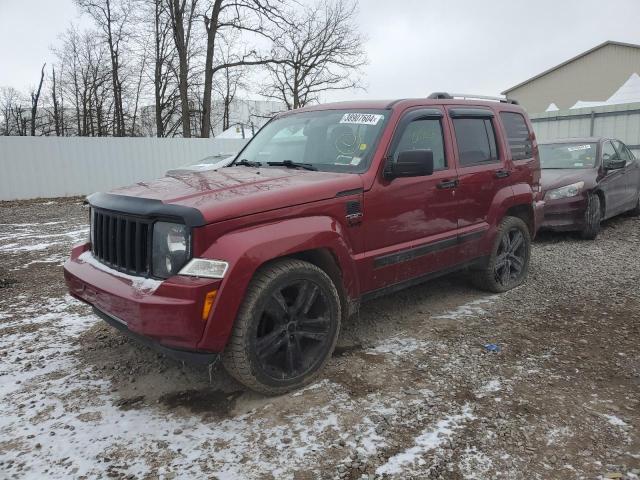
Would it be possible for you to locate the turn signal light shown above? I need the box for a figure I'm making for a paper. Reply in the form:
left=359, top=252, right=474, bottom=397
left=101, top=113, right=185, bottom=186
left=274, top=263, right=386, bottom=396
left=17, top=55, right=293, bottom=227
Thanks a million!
left=202, top=290, right=218, bottom=321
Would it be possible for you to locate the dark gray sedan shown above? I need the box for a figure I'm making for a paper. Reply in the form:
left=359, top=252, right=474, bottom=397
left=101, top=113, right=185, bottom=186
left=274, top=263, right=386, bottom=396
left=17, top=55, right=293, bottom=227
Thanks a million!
left=539, top=137, right=640, bottom=239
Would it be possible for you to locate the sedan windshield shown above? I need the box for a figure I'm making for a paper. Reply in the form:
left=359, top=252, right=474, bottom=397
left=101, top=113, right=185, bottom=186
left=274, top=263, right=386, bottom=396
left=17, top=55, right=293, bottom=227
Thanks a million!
left=539, top=142, right=598, bottom=169
left=234, top=109, right=389, bottom=173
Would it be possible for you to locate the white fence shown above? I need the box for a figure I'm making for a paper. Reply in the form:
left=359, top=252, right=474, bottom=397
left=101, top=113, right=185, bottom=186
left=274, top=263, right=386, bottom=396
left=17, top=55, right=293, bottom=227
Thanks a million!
left=0, top=137, right=248, bottom=201
left=530, top=102, right=640, bottom=156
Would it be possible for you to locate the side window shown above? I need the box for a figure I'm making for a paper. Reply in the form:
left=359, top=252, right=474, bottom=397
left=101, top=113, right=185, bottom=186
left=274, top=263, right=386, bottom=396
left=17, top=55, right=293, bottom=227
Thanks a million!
left=394, top=118, right=447, bottom=170
left=499, top=112, right=532, bottom=160
left=614, top=141, right=632, bottom=162
left=602, top=141, right=617, bottom=162
left=452, top=118, right=499, bottom=166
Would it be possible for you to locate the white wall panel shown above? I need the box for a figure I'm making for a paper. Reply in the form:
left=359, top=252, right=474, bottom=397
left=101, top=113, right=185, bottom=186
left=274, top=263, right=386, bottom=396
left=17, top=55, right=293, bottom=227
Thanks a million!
left=0, top=137, right=247, bottom=200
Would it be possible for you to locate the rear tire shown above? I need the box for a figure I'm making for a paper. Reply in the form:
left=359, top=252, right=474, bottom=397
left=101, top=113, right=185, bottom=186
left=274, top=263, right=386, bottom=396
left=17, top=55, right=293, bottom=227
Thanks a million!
left=471, top=216, right=531, bottom=293
left=223, top=259, right=341, bottom=396
left=581, top=194, right=601, bottom=240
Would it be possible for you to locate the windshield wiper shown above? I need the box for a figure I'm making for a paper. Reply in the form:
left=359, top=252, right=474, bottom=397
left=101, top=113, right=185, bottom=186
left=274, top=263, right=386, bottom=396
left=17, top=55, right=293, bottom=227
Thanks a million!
left=234, top=158, right=262, bottom=168
left=267, top=160, right=317, bottom=171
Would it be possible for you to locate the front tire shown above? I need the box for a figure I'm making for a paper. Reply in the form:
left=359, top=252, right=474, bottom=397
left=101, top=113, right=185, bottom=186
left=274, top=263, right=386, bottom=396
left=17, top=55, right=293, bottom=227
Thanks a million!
left=628, top=194, right=640, bottom=216
left=581, top=194, right=601, bottom=240
left=471, top=216, right=531, bottom=293
left=223, top=259, right=341, bottom=395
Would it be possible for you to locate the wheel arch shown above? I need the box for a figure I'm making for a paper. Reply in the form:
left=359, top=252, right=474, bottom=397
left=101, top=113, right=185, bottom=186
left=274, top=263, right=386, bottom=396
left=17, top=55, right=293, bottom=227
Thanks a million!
left=196, top=216, right=359, bottom=351
left=505, top=203, right=534, bottom=235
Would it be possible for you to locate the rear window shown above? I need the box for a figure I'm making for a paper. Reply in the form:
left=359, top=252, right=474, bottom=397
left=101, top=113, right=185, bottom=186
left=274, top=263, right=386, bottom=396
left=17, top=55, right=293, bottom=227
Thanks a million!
left=500, top=112, right=533, bottom=160
left=453, top=118, right=499, bottom=166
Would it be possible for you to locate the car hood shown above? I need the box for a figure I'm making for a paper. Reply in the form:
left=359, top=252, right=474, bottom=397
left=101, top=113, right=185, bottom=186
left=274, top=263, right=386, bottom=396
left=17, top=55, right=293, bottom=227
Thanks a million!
left=108, top=167, right=364, bottom=224
left=540, top=169, right=598, bottom=192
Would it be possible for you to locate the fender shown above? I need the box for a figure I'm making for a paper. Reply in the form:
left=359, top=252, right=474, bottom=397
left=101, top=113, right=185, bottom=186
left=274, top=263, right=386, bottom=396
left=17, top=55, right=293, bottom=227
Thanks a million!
left=196, top=215, right=359, bottom=351
left=477, top=183, right=535, bottom=251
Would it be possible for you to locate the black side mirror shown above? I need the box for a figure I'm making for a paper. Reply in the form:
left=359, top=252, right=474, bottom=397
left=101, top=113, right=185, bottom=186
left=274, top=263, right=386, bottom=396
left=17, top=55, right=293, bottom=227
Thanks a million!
left=386, top=149, right=434, bottom=179
left=605, top=159, right=626, bottom=170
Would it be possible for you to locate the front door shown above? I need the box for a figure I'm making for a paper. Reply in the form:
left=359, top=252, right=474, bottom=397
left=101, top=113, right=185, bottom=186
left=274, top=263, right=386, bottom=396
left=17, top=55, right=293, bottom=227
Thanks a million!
left=446, top=108, right=511, bottom=260
left=613, top=140, right=640, bottom=208
left=361, top=107, right=460, bottom=293
left=600, top=140, right=629, bottom=216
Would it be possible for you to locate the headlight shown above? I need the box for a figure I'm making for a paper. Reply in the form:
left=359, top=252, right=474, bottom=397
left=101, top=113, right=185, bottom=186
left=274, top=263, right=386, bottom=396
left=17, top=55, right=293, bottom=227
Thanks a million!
left=152, top=222, right=190, bottom=278
left=179, top=259, right=229, bottom=279
left=545, top=181, right=584, bottom=200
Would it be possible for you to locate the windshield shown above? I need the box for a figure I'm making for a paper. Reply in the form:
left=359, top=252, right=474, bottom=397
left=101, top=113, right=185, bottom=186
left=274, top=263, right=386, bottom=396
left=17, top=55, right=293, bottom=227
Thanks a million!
left=539, top=142, right=598, bottom=169
left=234, top=109, right=390, bottom=172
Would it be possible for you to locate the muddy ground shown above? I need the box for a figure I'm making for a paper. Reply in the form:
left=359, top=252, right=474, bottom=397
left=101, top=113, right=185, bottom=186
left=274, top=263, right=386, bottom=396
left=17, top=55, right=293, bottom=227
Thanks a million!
left=0, top=197, right=639, bottom=479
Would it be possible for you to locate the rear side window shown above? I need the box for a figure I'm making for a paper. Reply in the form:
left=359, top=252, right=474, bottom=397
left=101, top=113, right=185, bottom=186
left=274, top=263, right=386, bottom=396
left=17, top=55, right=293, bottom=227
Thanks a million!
left=500, top=112, right=532, bottom=160
left=452, top=118, right=498, bottom=166
left=394, top=119, right=447, bottom=170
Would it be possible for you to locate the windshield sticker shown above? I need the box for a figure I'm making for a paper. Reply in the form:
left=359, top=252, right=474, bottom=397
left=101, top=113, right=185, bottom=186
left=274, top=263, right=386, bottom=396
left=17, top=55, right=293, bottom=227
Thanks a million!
left=359, top=143, right=367, bottom=151
left=350, top=157, right=362, bottom=165
left=340, top=113, right=384, bottom=125
left=567, top=145, right=591, bottom=152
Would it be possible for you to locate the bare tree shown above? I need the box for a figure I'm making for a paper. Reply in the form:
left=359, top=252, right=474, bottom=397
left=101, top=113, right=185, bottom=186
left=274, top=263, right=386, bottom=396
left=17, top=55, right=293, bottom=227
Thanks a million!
left=263, top=0, right=366, bottom=110
left=29, top=64, right=47, bottom=136
left=76, top=0, right=132, bottom=136
left=166, top=0, right=199, bottom=137
left=0, top=87, right=26, bottom=136
left=148, top=0, right=180, bottom=137
left=212, top=34, right=248, bottom=133
left=199, top=0, right=290, bottom=137
left=50, top=66, right=64, bottom=136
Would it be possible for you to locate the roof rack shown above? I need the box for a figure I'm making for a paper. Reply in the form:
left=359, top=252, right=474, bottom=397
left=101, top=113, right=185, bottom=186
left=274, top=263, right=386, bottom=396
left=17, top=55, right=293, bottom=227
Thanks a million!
left=427, top=92, right=519, bottom=105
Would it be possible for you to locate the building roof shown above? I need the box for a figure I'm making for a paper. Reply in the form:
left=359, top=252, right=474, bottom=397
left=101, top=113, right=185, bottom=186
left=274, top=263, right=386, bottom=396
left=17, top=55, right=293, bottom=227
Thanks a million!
left=502, top=41, right=640, bottom=95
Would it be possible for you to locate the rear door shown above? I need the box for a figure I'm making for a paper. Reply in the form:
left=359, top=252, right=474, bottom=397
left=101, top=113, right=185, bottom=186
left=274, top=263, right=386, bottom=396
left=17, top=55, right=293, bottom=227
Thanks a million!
left=361, top=107, right=460, bottom=293
left=446, top=107, right=511, bottom=259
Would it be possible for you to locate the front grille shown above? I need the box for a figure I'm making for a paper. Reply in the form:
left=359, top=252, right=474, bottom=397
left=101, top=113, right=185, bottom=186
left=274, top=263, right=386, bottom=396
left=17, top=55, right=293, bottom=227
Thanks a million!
left=91, top=209, right=152, bottom=276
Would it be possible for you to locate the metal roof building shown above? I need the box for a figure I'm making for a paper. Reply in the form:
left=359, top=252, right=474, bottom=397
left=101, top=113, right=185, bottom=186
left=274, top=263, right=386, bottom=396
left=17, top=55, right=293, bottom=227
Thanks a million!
left=503, top=41, right=640, bottom=113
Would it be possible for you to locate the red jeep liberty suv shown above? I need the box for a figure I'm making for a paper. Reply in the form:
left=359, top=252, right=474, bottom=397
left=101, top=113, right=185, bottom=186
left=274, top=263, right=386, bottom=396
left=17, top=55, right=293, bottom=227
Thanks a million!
left=64, top=93, right=542, bottom=394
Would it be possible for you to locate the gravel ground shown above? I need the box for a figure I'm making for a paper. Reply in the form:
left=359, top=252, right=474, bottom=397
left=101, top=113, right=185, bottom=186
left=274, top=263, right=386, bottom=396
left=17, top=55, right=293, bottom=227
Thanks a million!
left=0, top=197, right=639, bottom=480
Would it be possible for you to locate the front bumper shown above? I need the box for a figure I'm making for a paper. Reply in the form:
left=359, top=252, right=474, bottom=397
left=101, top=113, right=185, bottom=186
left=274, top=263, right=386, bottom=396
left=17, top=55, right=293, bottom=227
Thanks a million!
left=94, top=306, right=219, bottom=364
left=64, top=243, right=225, bottom=353
left=539, top=194, right=588, bottom=231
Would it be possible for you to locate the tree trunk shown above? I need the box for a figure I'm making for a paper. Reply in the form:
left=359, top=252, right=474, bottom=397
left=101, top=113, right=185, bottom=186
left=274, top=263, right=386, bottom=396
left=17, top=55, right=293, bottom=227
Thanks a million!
left=51, top=66, right=61, bottom=136
left=200, top=0, right=222, bottom=138
left=30, top=63, right=46, bottom=136
left=169, top=0, right=193, bottom=138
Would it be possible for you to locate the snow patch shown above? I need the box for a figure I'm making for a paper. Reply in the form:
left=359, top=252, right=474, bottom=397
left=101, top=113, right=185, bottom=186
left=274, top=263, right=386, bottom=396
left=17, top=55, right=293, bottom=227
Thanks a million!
left=78, top=251, right=162, bottom=293
left=476, top=379, right=501, bottom=398
left=432, top=297, right=496, bottom=320
left=370, top=336, right=431, bottom=356
left=375, top=405, right=475, bottom=476
left=603, top=414, right=629, bottom=428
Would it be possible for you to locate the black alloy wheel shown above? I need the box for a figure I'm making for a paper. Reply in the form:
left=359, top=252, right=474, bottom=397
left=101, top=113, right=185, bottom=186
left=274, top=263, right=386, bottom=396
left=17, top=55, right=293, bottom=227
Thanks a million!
left=254, top=279, right=333, bottom=380
left=223, top=259, right=341, bottom=395
left=494, top=227, right=527, bottom=287
left=471, top=216, right=531, bottom=293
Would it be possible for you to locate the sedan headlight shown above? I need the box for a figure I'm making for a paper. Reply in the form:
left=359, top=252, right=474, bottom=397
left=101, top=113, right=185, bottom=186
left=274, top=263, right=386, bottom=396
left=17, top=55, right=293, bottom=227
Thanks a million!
left=152, top=222, right=190, bottom=278
left=179, top=259, right=229, bottom=279
left=545, top=181, right=585, bottom=200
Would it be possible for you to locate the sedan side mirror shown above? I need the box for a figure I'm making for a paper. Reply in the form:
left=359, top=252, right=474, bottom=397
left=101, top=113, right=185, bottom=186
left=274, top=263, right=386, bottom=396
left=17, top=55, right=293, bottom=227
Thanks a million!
left=605, top=159, right=626, bottom=170
left=386, top=149, right=434, bottom=179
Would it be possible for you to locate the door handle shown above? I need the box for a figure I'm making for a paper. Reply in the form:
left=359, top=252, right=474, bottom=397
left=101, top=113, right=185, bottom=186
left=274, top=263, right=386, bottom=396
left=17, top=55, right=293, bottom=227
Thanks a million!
left=495, top=169, right=510, bottom=179
left=437, top=179, right=459, bottom=189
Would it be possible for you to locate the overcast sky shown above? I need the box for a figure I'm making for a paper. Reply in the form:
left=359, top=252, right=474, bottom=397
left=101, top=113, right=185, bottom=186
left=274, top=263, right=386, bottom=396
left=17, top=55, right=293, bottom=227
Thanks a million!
left=1, top=0, right=640, bottom=101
